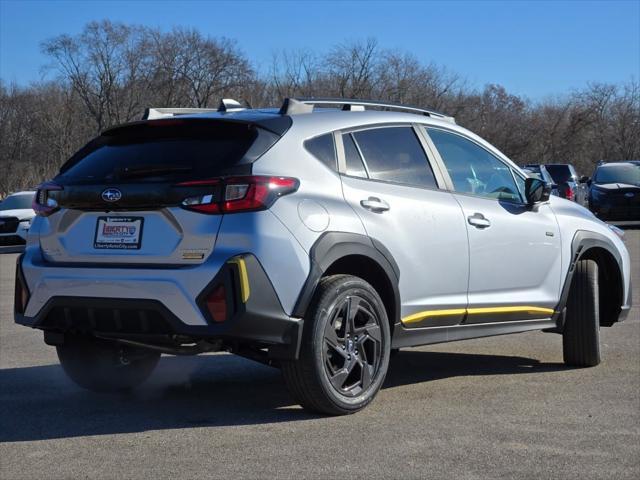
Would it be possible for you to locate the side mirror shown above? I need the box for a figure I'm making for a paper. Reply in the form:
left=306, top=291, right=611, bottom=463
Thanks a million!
left=525, top=177, right=551, bottom=205
left=579, top=176, right=590, bottom=183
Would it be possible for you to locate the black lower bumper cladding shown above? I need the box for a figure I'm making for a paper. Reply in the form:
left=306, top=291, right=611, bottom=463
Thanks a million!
left=14, top=254, right=303, bottom=360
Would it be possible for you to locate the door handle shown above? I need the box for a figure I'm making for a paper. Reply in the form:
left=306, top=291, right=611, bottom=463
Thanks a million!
left=467, top=212, right=491, bottom=228
left=360, top=197, right=390, bottom=212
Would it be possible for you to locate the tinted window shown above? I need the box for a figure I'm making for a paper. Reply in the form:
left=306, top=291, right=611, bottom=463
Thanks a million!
left=343, top=133, right=368, bottom=178
left=59, top=121, right=260, bottom=183
left=305, top=134, right=337, bottom=171
left=545, top=165, right=574, bottom=183
left=351, top=127, right=437, bottom=188
left=594, top=163, right=640, bottom=186
left=0, top=194, right=33, bottom=211
left=428, top=129, right=522, bottom=202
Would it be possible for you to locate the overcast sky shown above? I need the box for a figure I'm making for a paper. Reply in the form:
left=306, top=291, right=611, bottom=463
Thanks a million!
left=1, top=0, right=638, bottom=99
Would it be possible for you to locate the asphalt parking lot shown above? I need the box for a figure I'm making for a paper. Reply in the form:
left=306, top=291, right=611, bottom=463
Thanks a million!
left=0, top=231, right=638, bottom=479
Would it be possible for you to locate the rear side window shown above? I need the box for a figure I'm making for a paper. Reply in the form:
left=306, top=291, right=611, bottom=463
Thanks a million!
left=351, top=127, right=437, bottom=188
left=304, top=134, right=337, bottom=171
left=343, top=133, right=368, bottom=178
left=59, top=120, right=269, bottom=183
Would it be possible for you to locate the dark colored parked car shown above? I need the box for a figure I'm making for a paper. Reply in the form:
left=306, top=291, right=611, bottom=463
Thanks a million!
left=589, top=161, right=640, bottom=221
left=522, top=165, right=560, bottom=197
left=538, top=164, right=589, bottom=206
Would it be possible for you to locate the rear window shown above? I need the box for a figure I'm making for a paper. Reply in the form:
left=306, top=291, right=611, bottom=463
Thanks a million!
left=59, top=120, right=267, bottom=183
left=545, top=165, right=574, bottom=183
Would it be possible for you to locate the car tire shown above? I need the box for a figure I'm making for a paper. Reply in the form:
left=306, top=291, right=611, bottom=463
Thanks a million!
left=57, top=334, right=160, bottom=392
left=562, top=259, right=601, bottom=367
left=282, top=274, right=391, bottom=415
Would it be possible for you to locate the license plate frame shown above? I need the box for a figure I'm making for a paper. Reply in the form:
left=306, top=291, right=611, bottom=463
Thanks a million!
left=93, top=216, right=144, bottom=250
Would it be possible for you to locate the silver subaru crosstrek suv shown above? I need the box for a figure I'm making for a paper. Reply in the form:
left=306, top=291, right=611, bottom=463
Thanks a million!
left=15, top=98, right=632, bottom=415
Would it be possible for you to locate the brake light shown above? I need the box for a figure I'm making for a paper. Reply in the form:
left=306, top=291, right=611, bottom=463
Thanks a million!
left=177, top=176, right=299, bottom=214
left=565, top=186, right=575, bottom=201
left=32, top=182, right=63, bottom=217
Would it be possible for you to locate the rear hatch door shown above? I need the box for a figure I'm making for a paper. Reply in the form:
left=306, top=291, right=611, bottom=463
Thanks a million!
left=40, top=118, right=282, bottom=265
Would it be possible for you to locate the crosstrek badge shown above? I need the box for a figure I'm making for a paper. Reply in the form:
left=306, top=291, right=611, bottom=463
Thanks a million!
left=94, top=216, right=144, bottom=250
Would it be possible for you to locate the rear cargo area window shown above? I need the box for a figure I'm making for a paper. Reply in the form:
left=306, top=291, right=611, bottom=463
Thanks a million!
left=60, top=121, right=261, bottom=182
left=304, top=134, right=337, bottom=171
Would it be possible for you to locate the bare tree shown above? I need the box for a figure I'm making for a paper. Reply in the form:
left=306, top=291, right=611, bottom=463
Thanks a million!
left=2, top=21, right=638, bottom=195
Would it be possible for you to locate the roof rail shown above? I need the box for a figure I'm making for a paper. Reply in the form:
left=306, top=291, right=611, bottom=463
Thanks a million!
left=142, top=98, right=245, bottom=120
left=279, top=97, right=455, bottom=124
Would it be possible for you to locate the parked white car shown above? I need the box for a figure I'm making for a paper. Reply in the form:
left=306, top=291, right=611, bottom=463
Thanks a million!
left=0, top=191, right=36, bottom=245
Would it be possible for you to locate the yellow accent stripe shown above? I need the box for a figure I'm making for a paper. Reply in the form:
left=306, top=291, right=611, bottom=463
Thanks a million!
left=228, top=257, right=250, bottom=303
left=402, top=309, right=466, bottom=325
left=402, top=306, right=555, bottom=325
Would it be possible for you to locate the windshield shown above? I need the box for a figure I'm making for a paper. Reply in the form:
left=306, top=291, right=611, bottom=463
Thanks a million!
left=0, top=194, right=33, bottom=211
left=594, top=164, right=640, bottom=186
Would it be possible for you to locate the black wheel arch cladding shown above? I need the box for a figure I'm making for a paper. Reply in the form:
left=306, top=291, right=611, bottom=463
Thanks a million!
left=292, top=232, right=401, bottom=326
left=555, top=229, right=627, bottom=328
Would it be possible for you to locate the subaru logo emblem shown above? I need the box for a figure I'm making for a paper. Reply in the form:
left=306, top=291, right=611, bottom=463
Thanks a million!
left=101, top=188, right=122, bottom=202
left=625, top=192, right=634, bottom=198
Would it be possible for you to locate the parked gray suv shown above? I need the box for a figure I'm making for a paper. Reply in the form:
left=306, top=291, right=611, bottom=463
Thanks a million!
left=15, top=98, right=632, bottom=415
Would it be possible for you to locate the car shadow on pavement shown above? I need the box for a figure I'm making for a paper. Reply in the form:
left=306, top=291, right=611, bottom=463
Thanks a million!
left=0, top=350, right=568, bottom=442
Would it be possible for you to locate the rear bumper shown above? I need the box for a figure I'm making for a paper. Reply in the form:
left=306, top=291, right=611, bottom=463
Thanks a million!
left=15, top=253, right=303, bottom=359
left=618, top=277, right=632, bottom=322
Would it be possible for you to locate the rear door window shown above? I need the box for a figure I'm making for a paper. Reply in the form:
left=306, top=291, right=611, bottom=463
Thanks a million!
left=351, top=127, right=437, bottom=188
left=59, top=120, right=266, bottom=183
left=343, top=133, right=368, bottom=178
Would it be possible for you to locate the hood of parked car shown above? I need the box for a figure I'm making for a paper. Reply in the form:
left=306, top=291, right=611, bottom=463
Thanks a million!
left=0, top=208, right=35, bottom=220
left=592, top=183, right=640, bottom=192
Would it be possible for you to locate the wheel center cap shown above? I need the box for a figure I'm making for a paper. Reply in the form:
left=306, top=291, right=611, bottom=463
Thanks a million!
left=346, top=338, right=355, bottom=352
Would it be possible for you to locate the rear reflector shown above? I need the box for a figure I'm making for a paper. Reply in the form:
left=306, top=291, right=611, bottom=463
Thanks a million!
left=206, top=284, right=227, bottom=323
left=14, top=256, right=30, bottom=314
left=177, top=176, right=298, bottom=214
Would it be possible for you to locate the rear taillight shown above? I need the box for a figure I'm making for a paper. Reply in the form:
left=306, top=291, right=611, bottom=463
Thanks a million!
left=565, top=186, right=575, bottom=201
left=33, top=182, right=63, bottom=217
left=176, top=176, right=299, bottom=214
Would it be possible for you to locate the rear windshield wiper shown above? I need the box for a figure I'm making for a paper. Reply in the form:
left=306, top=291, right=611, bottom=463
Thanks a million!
left=115, top=165, right=193, bottom=179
